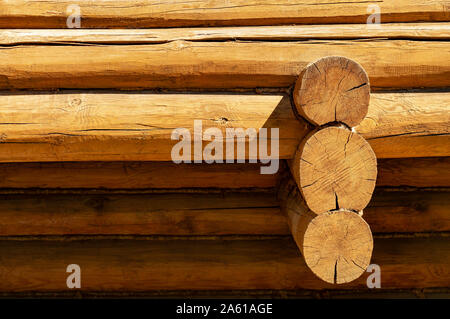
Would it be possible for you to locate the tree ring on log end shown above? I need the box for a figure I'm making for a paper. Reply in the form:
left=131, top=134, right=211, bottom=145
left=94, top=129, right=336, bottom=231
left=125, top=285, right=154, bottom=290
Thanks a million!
left=293, top=56, right=370, bottom=127
left=292, top=126, right=377, bottom=214
left=302, top=210, right=373, bottom=284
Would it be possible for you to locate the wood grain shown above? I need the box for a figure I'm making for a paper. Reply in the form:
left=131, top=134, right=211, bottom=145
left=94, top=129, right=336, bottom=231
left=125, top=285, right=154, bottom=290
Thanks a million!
left=0, top=237, right=448, bottom=292
left=0, top=157, right=446, bottom=190
left=2, top=24, right=450, bottom=45
left=364, top=189, right=450, bottom=233
left=0, top=189, right=447, bottom=236
left=278, top=178, right=373, bottom=284
left=377, top=157, right=450, bottom=187
left=0, top=191, right=284, bottom=236
left=357, top=92, right=450, bottom=158
left=0, top=162, right=280, bottom=189
left=293, top=56, right=370, bottom=127
left=0, top=93, right=306, bottom=162
left=0, top=91, right=447, bottom=162
left=1, top=0, right=448, bottom=28
left=0, top=40, right=448, bottom=90
left=290, top=126, right=377, bottom=213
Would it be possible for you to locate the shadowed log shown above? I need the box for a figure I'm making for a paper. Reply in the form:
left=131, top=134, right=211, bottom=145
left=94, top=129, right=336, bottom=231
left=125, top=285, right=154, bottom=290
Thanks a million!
left=278, top=178, right=373, bottom=284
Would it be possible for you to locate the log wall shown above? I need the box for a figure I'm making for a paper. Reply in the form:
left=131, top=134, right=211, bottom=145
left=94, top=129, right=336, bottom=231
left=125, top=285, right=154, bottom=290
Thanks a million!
left=0, top=0, right=448, bottom=298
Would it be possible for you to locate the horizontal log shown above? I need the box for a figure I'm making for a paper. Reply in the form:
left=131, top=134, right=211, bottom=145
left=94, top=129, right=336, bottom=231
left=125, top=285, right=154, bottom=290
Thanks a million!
left=0, top=41, right=449, bottom=90
left=0, top=157, right=447, bottom=189
left=356, top=92, right=450, bottom=158
left=0, top=92, right=447, bottom=161
left=3, top=287, right=450, bottom=298
left=278, top=177, right=373, bottom=284
left=2, top=24, right=450, bottom=45
left=377, top=157, right=450, bottom=187
left=1, top=1, right=448, bottom=28
left=0, top=237, right=448, bottom=292
left=364, top=189, right=450, bottom=233
left=0, top=191, right=284, bottom=236
left=0, top=189, right=448, bottom=236
left=0, top=93, right=305, bottom=161
left=0, top=162, right=279, bottom=189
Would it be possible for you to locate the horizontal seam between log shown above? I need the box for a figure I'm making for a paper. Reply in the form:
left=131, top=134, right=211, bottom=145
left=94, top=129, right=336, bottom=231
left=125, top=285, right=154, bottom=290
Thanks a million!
left=0, top=187, right=278, bottom=195
left=1, top=37, right=450, bottom=47
left=0, top=235, right=292, bottom=241
left=0, top=186, right=447, bottom=195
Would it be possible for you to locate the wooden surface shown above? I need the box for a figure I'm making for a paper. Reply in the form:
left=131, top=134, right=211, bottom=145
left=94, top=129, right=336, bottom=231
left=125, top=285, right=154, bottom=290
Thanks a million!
left=1, top=0, right=448, bottom=28
left=0, top=0, right=449, bottom=297
left=0, top=162, right=279, bottom=189
left=0, top=41, right=448, bottom=90
left=0, top=93, right=304, bottom=162
left=299, top=211, right=373, bottom=284
left=357, top=92, right=450, bottom=159
left=290, top=127, right=377, bottom=213
left=364, top=189, right=450, bottom=233
left=0, top=237, right=448, bottom=292
left=278, top=178, right=373, bottom=284
left=0, top=190, right=283, bottom=236
left=0, top=157, right=446, bottom=189
left=293, top=56, right=370, bottom=127
left=377, top=157, right=450, bottom=187
left=2, top=24, right=450, bottom=45
left=0, top=92, right=447, bottom=162
left=0, top=92, right=306, bottom=162
left=0, top=188, right=448, bottom=236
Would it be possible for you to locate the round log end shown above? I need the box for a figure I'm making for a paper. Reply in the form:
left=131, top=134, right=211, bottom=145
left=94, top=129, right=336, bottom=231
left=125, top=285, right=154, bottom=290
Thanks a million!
left=302, top=210, right=373, bottom=284
left=293, top=126, right=377, bottom=214
left=293, top=56, right=370, bottom=127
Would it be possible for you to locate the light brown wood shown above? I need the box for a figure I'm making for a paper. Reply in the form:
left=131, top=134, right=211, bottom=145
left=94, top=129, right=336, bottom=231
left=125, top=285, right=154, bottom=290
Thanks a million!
left=0, top=188, right=447, bottom=236
left=278, top=178, right=373, bottom=284
left=357, top=92, right=450, bottom=158
left=0, top=40, right=448, bottom=90
left=2, top=24, right=450, bottom=45
left=0, top=91, right=447, bottom=161
left=301, top=211, right=373, bottom=284
left=0, top=92, right=307, bottom=162
left=370, top=135, right=450, bottom=159
left=290, top=126, right=377, bottom=214
left=294, top=56, right=370, bottom=127
left=1, top=1, right=448, bottom=28
left=0, top=237, right=447, bottom=292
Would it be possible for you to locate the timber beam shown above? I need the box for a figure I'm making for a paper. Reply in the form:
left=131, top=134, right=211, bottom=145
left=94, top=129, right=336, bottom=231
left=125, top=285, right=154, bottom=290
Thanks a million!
left=280, top=56, right=377, bottom=284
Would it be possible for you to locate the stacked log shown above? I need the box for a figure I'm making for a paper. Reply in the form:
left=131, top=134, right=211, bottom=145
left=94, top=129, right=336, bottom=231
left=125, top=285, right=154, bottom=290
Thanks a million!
left=278, top=57, right=376, bottom=284
left=0, top=1, right=448, bottom=298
